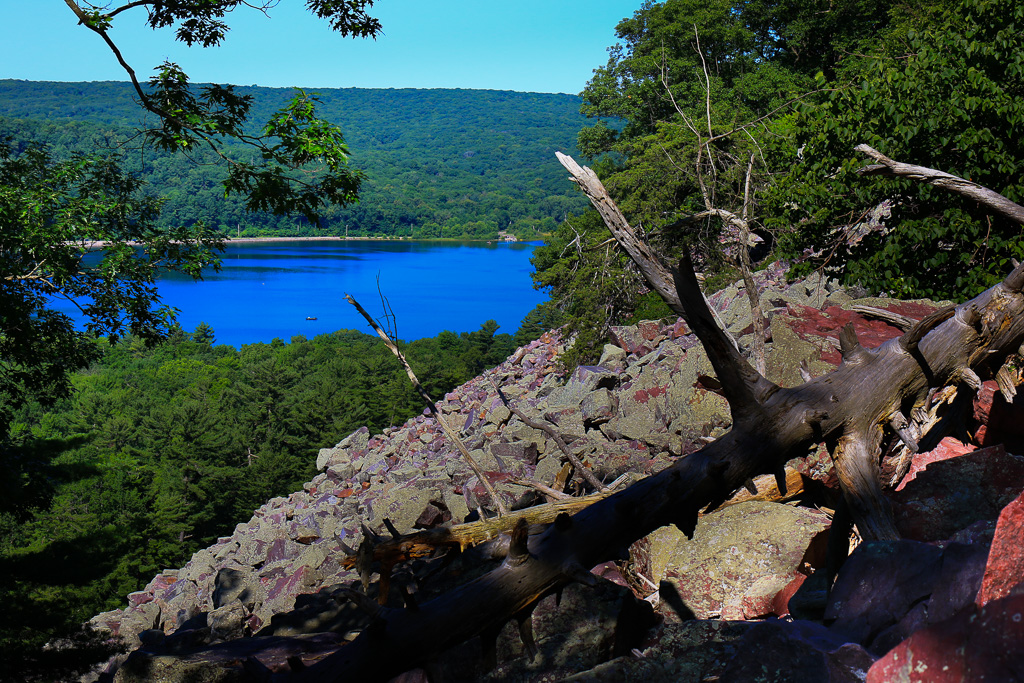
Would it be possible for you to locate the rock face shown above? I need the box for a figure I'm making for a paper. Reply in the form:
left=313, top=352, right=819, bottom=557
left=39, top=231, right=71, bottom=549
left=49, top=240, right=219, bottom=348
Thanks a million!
left=865, top=594, right=1024, bottom=683
left=651, top=502, right=830, bottom=620
left=85, top=269, right=1024, bottom=682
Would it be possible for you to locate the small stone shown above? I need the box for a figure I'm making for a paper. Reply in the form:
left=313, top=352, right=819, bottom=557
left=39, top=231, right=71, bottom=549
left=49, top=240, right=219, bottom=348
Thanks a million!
left=209, top=600, right=247, bottom=641
left=292, top=525, right=319, bottom=545
left=598, top=343, right=626, bottom=370
left=581, top=388, right=616, bottom=424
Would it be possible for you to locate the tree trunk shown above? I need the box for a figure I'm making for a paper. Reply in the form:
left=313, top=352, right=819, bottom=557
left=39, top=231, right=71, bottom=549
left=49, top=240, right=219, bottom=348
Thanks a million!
left=287, top=157, right=1024, bottom=682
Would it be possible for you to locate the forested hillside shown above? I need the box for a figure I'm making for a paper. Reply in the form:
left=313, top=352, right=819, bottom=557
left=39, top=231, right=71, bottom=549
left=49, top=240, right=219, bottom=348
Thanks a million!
left=0, top=321, right=518, bottom=671
left=0, top=81, right=590, bottom=238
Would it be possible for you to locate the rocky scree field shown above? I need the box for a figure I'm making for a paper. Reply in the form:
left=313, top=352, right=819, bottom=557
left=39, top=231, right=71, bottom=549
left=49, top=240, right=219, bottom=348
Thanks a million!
left=84, top=267, right=1024, bottom=683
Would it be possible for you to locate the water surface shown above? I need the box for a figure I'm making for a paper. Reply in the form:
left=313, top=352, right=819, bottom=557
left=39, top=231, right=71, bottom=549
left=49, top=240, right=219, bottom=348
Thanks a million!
left=60, top=240, right=547, bottom=348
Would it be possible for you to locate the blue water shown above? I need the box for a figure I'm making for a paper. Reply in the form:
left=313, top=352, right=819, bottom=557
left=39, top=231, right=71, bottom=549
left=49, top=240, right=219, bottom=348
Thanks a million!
left=57, top=240, right=548, bottom=349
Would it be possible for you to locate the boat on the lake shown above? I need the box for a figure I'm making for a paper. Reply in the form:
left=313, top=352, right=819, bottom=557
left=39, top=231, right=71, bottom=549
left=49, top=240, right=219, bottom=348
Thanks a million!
left=305, top=316, right=317, bottom=321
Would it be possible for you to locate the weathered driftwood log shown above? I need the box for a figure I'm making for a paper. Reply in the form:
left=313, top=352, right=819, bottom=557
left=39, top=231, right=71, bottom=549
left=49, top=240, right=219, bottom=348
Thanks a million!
left=339, top=468, right=804, bottom=577
left=278, top=153, right=1024, bottom=681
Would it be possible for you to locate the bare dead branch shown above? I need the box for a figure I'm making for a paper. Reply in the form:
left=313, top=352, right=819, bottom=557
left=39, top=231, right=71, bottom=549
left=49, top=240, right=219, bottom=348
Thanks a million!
left=739, top=153, right=766, bottom=375
left=556, top=153, right=682, bottom=315
left=850, top=305, right=916, bottom=331
left=345, top=293, right=509, bottom=516
left=489, top=378, right=607, bottom=492
left=855, top=144, right=1024, bottom=224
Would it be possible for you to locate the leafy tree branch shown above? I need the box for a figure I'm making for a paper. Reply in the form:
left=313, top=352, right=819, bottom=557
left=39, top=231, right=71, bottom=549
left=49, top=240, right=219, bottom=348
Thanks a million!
left=60, top=0, right=382, bottom=225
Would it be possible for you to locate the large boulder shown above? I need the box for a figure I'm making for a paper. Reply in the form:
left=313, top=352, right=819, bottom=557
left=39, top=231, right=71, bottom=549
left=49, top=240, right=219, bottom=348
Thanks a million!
left=649, top=501, right=831, bottom=620
left=890, top=444, right=1024, bottom=541
left=866, top=594, right=1024, bottom=683
left=976, top=487, right=1024, bottom=607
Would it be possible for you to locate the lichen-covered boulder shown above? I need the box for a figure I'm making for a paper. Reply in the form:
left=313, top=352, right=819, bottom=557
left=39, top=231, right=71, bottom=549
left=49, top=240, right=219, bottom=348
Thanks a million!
left=649, top=501, right=831, bottom=620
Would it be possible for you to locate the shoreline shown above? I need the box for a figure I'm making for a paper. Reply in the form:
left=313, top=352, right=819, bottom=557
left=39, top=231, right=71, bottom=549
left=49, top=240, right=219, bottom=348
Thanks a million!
left=78, top=235, right=530, bottom=249
left=224, top=235, right=397, bottom=243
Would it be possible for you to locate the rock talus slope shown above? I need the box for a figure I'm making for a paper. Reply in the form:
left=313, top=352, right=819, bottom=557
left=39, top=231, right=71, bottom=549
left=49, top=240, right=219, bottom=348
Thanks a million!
left=87, top=269, right=1024, bottom=682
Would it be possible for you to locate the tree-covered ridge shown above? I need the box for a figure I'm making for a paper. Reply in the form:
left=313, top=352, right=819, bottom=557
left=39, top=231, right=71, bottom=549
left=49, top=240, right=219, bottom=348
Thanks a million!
left=0, top=81, right=592, bottom=238
left=0, top=320, right=519, bottom=671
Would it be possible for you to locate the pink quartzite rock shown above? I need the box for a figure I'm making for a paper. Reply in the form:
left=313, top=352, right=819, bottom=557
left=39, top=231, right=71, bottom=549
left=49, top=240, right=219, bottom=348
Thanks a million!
left=895, top=437, right=976, bottom=491
left=973, top=380, right=1024, bottom=452
left=782, top=304, right=913, bottom=366
left=609, top=325, right=655, bottom=355
left=866, top=594, right=1024, bottom=683
left=127, top=591, right=153, bottom=607
left=771, top=573, right=808, bottom=618
left=725, top=571, right=803, bottom=620
left=890, top=444, right=1024, bottom=541
left=976, top=488, right=1024, bottom=607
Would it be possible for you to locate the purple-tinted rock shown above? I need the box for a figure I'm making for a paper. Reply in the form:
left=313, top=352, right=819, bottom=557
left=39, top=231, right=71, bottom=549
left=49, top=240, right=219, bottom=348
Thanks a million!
left=127, top=591, right=153, bottom=607
left=235, top=539, right=268, bottom=567
left=158, top=576, right=192, bottom=603
left=490, top=441, right=539, bottom=466
left=929, top=542, right=989, bottom=623
left=265, top=538, right=299, bottom=564
left=826, top=540, right=942, bottom=650
left=413, top=502, right=449, bottom=529
left=264, top=565, right=318, bottom=605
left=890, top=445, right=1024, bottom=541
left=291, top=524, right=319, bottom=545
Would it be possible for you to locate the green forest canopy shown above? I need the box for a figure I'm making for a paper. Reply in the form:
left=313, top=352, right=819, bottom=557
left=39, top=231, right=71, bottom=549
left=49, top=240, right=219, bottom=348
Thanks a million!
left=531, top=0, right=1024, bottom=366
left=0, top=321, right=521, bottom=675
left=0, top=81, right=591, bottom=239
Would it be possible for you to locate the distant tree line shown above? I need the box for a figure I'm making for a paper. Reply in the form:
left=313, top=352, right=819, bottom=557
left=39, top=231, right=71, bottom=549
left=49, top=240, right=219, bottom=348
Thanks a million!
left=0, top=83, right=591, bottom=240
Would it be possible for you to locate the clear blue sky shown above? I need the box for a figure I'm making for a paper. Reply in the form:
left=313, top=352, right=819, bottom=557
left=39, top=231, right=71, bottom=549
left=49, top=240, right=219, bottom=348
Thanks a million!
left=1, top=1, right=641, bottom=94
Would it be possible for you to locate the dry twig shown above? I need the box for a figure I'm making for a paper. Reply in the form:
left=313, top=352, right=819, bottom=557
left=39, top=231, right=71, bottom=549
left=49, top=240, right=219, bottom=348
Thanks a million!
left=346, top=293, right=509, bottom=516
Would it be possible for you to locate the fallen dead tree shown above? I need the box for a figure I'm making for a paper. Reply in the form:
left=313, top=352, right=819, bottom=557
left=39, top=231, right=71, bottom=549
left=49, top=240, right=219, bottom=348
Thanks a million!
left=281, top=151, right=1024, bottom=682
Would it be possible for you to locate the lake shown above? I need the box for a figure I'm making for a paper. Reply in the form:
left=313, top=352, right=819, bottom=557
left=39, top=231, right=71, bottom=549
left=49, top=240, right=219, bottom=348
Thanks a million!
left=58, top=240, right=548, bottom=349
